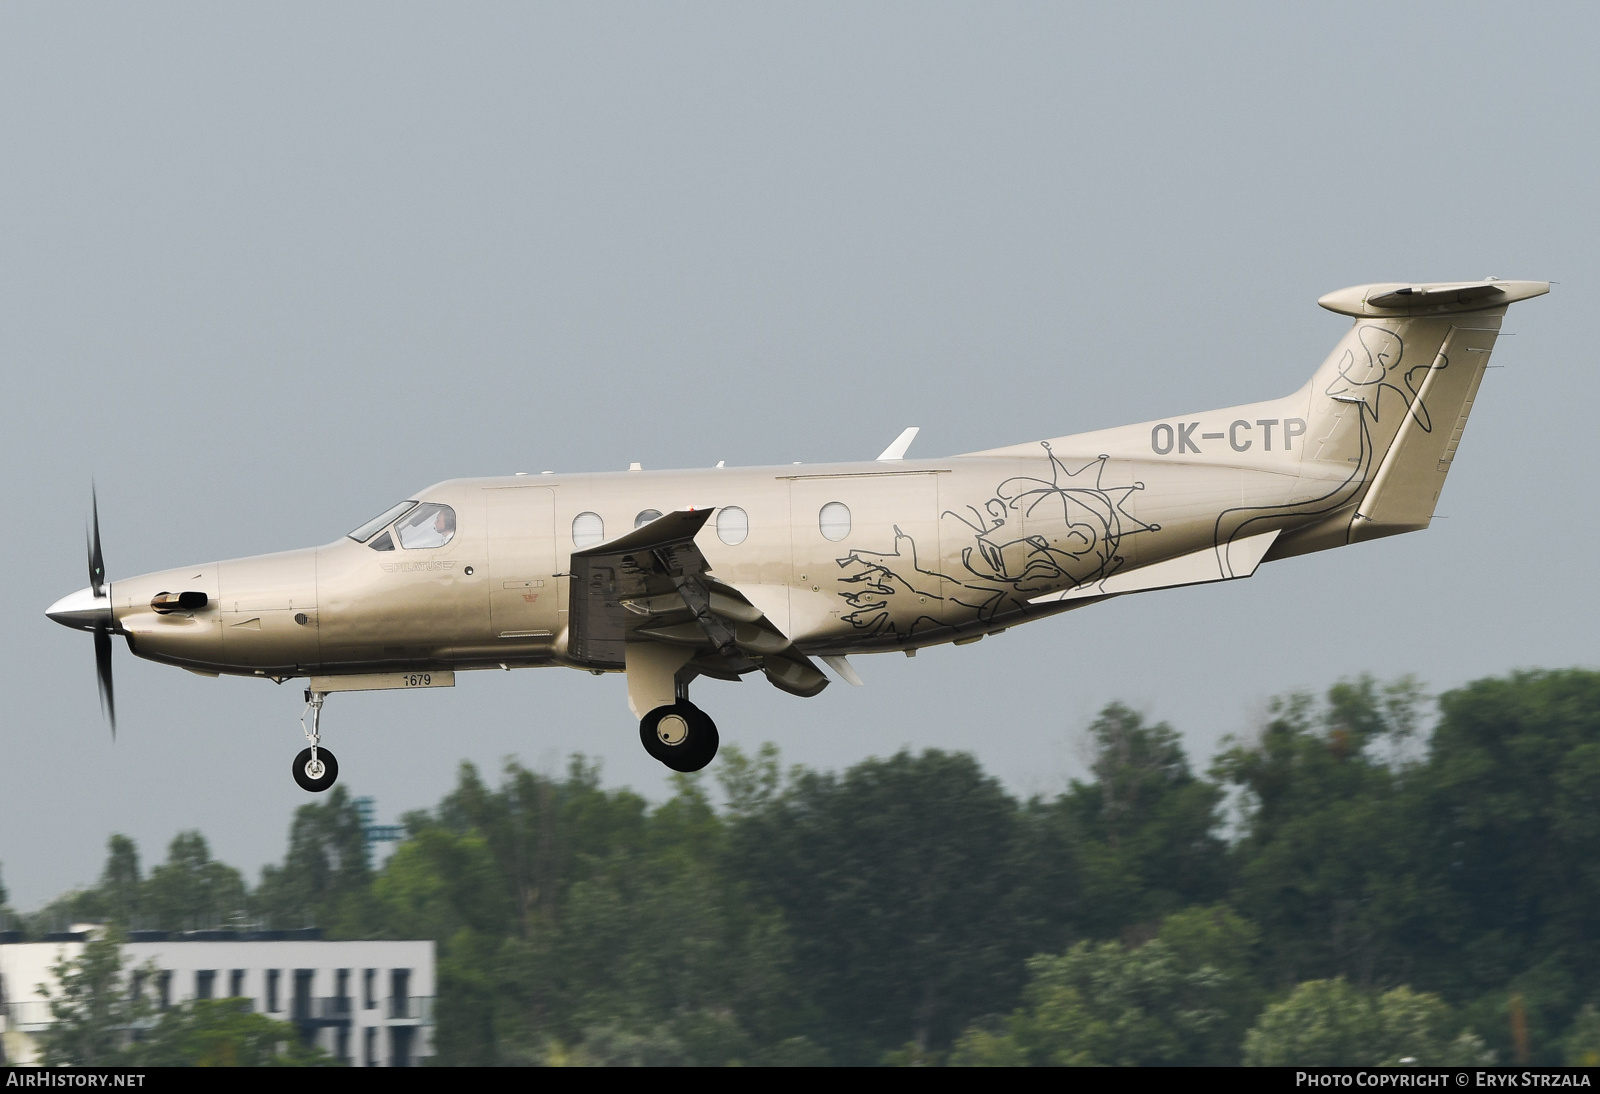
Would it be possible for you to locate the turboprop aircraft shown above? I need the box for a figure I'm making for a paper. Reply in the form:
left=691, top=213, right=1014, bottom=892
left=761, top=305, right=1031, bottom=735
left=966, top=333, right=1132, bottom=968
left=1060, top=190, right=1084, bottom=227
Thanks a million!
left=47, top=279, right=1549, bottom=790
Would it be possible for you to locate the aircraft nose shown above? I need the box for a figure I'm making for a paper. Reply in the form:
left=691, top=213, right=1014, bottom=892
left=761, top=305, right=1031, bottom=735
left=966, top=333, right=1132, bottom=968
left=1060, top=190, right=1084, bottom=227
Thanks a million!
left=47, top=586, right=112, bottom=631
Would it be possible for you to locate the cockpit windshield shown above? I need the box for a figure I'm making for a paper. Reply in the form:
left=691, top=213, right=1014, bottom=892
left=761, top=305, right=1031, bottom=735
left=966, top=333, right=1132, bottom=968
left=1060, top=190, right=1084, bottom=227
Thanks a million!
left=348, top=501, right=418, bottom=543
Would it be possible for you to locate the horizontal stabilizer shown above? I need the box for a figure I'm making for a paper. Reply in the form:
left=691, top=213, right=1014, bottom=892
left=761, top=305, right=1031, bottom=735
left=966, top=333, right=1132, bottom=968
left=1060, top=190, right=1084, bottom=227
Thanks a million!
left=1319, top=279, right=1548, bottom=318
left=1032, top=529, right=1280, bottom=605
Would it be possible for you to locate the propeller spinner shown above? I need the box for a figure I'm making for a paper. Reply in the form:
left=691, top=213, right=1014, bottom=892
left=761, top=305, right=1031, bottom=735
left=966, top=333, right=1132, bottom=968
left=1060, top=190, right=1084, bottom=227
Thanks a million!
left=46, top=489, right=118, bottom=736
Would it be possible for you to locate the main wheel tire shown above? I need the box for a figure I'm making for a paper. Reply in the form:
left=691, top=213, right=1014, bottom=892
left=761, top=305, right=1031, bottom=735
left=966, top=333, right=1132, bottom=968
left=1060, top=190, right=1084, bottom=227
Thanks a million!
left=639, top=702, right=720, bottom=772
left=292, top=746, right=339, bottom=792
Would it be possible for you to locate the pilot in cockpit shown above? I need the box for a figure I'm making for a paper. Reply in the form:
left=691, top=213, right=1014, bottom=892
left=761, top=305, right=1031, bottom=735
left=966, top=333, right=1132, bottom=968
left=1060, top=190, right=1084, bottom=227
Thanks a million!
left=395, top=503, right=456, bottom=549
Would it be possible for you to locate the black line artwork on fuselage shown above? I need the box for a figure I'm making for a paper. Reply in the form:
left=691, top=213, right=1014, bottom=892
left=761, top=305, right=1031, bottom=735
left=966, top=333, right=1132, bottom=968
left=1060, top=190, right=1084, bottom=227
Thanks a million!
left=1210, top=322, right=1447, bottom=570
left=831, top=443, right=1156, bottom=639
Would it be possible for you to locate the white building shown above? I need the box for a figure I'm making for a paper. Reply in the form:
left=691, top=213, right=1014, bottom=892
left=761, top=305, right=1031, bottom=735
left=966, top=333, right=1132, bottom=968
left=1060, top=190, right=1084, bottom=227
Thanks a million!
left=0, top=930, right=434, bottom=1067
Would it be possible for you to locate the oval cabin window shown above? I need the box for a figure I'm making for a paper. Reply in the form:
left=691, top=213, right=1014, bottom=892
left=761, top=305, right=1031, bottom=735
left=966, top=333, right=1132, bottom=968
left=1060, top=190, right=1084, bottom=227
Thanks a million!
left=818, top=501, right=851, bottom=542
left=634, top=509, right=663, bottom=529
left=572, top=512, right=605, bottom=548
left=716, top=506, right=749, bottom=545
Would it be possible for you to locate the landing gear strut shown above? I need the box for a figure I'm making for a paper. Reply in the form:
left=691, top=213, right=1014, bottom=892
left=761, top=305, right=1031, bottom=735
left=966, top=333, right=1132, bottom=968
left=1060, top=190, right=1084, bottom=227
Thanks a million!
left=640, top=700, right=719, bottom=772
left=294, top=690, right=339, bottom=793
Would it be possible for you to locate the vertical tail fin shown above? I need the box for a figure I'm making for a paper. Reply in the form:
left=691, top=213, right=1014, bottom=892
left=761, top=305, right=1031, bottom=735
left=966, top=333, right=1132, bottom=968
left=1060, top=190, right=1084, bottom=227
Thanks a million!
left=1294, top=279, right=1547, bottom=544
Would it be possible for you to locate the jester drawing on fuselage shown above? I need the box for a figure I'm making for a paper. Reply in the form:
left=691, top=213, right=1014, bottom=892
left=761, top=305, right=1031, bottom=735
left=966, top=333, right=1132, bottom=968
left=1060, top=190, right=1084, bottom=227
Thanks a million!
left=945, top=444, right=1153, bottom=621
left=833, top=443, right=1154, bottom=638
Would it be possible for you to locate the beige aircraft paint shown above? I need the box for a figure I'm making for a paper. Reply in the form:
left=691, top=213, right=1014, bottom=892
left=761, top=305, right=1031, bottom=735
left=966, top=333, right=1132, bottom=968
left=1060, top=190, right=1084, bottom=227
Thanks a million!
left=47, top=279, right=1551, bottom=783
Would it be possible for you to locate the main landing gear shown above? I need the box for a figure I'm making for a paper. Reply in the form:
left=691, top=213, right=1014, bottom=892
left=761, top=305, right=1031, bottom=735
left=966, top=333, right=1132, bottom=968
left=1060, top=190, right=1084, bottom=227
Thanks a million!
left=294, top=690, right=339, bottom=793
left=639, top=700, right=719, bottom=773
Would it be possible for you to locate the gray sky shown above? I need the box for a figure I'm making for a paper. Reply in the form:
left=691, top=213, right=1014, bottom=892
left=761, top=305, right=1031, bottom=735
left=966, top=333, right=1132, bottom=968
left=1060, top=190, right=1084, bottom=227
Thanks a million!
left=4, top=2, right=1596, bottom=911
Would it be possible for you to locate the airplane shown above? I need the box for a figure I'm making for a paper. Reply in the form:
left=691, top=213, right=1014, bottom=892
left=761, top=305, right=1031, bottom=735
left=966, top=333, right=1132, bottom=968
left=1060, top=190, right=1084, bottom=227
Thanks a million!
left=47, top=279, right=1549, bottom=791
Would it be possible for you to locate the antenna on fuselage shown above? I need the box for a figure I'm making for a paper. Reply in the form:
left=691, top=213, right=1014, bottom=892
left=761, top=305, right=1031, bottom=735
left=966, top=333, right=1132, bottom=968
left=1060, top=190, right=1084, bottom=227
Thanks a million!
left=875, top=427, right=919, bottom=461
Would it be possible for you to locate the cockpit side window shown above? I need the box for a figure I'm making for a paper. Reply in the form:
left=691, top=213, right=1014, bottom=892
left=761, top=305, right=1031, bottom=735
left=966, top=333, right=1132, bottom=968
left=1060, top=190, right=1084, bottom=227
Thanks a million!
left=349, top=501, right=418, bottom=543
left=395, top=503, right=457, bottom=549
left=368, top=531, right=395, bottom=552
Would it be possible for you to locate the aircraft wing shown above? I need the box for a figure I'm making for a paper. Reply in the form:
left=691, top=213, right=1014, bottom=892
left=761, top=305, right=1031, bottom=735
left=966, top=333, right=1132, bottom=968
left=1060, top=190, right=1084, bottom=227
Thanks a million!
left=567, top=509, right=829, bottom=697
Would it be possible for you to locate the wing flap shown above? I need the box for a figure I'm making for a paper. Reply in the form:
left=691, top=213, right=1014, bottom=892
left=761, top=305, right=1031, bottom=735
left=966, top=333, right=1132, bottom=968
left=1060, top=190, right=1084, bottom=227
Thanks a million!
left=568, top=509, right=830, bottom=698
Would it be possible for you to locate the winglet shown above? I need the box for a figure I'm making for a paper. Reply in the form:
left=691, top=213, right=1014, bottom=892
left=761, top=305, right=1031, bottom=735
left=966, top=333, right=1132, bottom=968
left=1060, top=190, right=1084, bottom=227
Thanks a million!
left=876, top=427, right=919, bottom=461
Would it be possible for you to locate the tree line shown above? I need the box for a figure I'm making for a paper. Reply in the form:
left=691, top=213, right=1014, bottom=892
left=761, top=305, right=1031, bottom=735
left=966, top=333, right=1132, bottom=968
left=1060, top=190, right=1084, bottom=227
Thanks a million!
left=8, top=669, right=1600, bottom=1066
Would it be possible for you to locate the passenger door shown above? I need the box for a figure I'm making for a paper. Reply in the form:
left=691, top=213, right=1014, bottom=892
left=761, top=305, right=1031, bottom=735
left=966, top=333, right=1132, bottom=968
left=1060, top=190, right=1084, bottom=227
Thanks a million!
left=486, top=486, right=559, bottom=641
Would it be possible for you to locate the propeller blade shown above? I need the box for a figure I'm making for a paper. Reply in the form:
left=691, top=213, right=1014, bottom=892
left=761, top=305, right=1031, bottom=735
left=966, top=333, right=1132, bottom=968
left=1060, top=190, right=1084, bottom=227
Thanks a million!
left=88, top=486, right=106, bottom=598
left=95, top=625, right=117, bottom=738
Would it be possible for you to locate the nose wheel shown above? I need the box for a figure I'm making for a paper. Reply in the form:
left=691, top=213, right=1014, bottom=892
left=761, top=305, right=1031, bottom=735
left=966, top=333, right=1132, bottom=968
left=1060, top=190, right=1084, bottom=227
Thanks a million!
left=294, top=691, right=339, bottom=792
left=640, top=701, right=719, bottom=772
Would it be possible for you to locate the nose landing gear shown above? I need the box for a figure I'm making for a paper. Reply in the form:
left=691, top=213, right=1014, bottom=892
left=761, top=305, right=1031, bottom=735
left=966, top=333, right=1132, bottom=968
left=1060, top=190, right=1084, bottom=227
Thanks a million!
left=293, top=690, right=339, bottom=793
left=639, top=700, right=719, bottom=772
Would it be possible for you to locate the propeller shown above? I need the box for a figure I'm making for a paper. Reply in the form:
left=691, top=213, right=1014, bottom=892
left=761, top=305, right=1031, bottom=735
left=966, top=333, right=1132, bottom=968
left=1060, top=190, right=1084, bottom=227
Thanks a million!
left=89, top=488, right=116, bottom=736
left=46, top=487, right=124, bottom=737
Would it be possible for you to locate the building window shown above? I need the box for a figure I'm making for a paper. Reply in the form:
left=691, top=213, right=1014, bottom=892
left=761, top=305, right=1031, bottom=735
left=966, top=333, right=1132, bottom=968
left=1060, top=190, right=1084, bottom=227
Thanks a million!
left=571, top=511, right=604, bottom=548
left=195, top=969, right=216, bottom=1000
left=266, top=969, right=280, bottom=1013
left=633, top=509, right=662, bottom=529
left=364, top=1026, right=377, bottom=1067
left=229, top=969, right=246, bottom=999
left=819, top=501, right=851, bottom=541
left=391, top=1025, right=415, bottom=1068
left=716, top=506, right=748, bottom=546
left=157, top=970, right=172, bottom=1011
left=364, top=968, right=376, bottom=1010
left=293, top=969, right=315, bottom=1021
left=390, top=968, right=411, bottom=1019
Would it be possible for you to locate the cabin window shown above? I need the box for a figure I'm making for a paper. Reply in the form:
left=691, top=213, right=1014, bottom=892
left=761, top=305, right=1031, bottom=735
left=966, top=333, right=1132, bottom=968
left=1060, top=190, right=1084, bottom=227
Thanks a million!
left=348, top=501, right=418, bottom=543
left=634, top=509, right=663, bottom=529
left=572, top=512, right=604, bottom=548
left=819, top=501, right=851, bottom=542
left=716, top=506, right=749, bottom=545
left=368, top=531, right=395, bottom=552
left=395, top=503, right=456, bottom=549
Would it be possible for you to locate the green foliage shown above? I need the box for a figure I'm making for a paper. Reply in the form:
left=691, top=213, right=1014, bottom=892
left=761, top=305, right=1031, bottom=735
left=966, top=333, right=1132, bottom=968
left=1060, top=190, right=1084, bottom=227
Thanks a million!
left=28, top=832, right=246, bottom=934
left=128, top=999, right=337, bottom=1067
left=1564, top=1004, right=1600, bottom=1067
left=254, top=786, right=373, bottom=933
left=1213, top=676, right=1430, bottom=987
left=1412, top=671, right=1600, bottom=1059
left=35, top=929, right=151, bottom=1066
left=724, top=748, right=1032, bottom=1062
left=21, top=670, right=1600, bottom=1066
left=1242, top=979, right=1492, bottom=1066
left=144, top=832, right=248, bottom=931
left=370, top=758, right=800, bottom=1066
left=98, top=836, right=142, bottom=926
left=948, top=905, right=1257, bottom=1066
left=1064, top=704, right=1228, bottom=936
